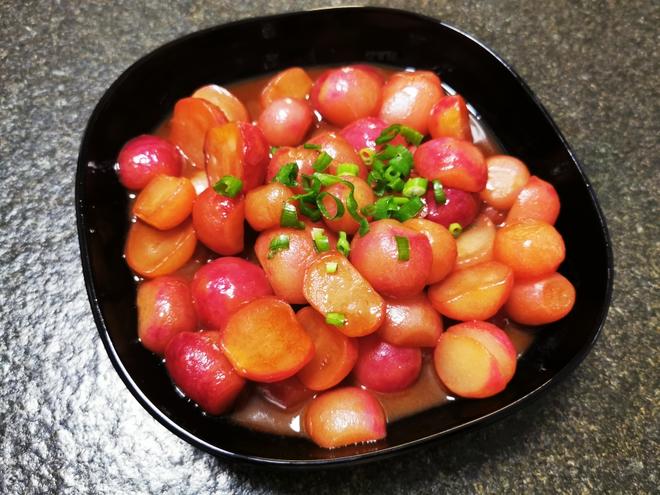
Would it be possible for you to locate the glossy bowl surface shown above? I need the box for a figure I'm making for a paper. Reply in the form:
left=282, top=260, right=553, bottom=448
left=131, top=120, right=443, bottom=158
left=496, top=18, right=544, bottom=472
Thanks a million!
left=76, top=6, right=613, bottom=467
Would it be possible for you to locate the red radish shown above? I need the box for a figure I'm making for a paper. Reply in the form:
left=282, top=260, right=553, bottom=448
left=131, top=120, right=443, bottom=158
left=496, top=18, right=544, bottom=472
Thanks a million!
left=117, top=135, right=182, bottom=190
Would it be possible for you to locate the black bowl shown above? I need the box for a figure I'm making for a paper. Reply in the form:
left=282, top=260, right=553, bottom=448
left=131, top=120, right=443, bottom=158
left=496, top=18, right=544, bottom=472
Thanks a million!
left=76, top=6, right=613, bottom=467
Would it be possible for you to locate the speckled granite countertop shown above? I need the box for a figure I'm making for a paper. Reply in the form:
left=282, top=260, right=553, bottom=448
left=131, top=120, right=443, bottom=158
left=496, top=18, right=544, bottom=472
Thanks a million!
left=0, top=0, right=658, bottom=493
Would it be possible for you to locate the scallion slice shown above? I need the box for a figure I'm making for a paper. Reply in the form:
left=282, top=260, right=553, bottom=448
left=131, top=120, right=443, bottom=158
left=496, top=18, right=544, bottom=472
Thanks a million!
left=403, top=177, right=428, bottom=197
left=213, top=175, right=243, bottom=198
left=273, top=162, right=299, bottom=187
left=311, top=227, right=330, bottom=252
left=267, top=234, right=290, bottom=259
left=337, top=231, right=350, bottom=257
left=432, top=180, right=446, bottom=204
left=325, top=312, right=346, bottom=327
left=393, top=196, right=424, bottom=222
left=280, top=202, right=305, bottom=229
left=375, top=124, right=401, bottom=145
left=449, top=222, right=463, bottom=238
left=336, top=163, right=359, bottom=176
left=270, top=146, right=279, bottom=155
left=312, top=151, right=333, bottom=172
left=325, top=261, right=338, bottom=274
left=395, top=235, right=410, bottom=261
left=316, top=192, right=345, bottom=220
left=399, top=125, right=424, bottom=146
left=359, top=148, right=375, bottom=165
left=303, top=143, right=322, bottom=150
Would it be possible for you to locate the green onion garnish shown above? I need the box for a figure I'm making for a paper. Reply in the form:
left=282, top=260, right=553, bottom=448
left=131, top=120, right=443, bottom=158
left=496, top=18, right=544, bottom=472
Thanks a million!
left=393, top=196, right=424, bottom=222
left=449, top=223, right=463, bottom=237
left=325, top=312, right=346, bottom=327
left=267, top=234, right=290, bottom=259
left=325, top=261, right=338, bottom=274
left=273, top=162, right=299, bottom=187
left=303, top=143, right=321, bottom=150
left=399, top=125, right=424, bottom=146
left=213, top=176, right=243, bottom=198
left=403, top=177, right=428, bottom=197
left=312, top=151, right=333, bottom=172
left=316, top=192, right=345, bottom=220
left=298, top=201, right=322, bottom=222
left=336, top=163, right=359, bottom=176
left=359, top=148, right=375, bottom=165
left=432, top=180, right=446, bottom=204
left=395, top=235, right=410, bottom=261
left=270, top=146, right=279, bottom=155
left=337, top=231, right=350, bottom=257
left=311, top=227, right=330, bottom=252
left=375, top=124, right=401, bottom=145
left=280, top=202, right=305, bottom=229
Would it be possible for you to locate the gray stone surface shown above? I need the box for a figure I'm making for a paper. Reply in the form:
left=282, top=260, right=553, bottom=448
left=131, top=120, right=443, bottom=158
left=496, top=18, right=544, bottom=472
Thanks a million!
left=0, top=0, right=658, bottom=493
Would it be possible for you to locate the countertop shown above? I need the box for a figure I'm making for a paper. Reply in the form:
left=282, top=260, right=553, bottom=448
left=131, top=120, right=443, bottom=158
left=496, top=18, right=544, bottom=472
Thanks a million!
left=0, top=1, right=658, bottom=493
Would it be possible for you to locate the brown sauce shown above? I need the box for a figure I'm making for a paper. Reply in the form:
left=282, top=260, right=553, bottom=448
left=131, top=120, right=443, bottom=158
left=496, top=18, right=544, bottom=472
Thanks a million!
left=149, top=66, right=535, bottom=440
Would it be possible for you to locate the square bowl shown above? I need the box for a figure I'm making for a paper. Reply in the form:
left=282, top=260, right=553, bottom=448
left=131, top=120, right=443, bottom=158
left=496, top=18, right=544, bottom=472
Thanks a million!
left=76, top=6, right=613, bottom=467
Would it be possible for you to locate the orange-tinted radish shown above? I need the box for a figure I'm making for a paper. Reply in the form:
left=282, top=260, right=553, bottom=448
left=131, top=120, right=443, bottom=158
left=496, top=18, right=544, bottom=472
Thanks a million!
left=494, top=220, right=565, bottom=279
left=379, top=71, right=443, bottom=134
left=349, top=219, right=432, bottom=298
left=414, top=137, right=487, bottom=192
left=117, top=135, right=183, bottom=190
left=296, top=307, right=359, bottom=391
left=133, top=175, right=195, bottom=230
left=506, top=175, right=561, bottom=225
left=378, top=293, right=443, bottom=347
left=403, top=218, right=457, bottom=284
left=125, top=219, right=196, bottom=278
left=245, top=182, right=294, bottom=231
left=480, top=155, right=530, bottom=211
left=258, top=376, right=314, bottom=410
left=257, top=97, right=314, bottom=147
left=222, top=297, right=314, bottom=382
left=505, top=272, right=576, bottom=325
left=320, top=175, right=375, bottom=234
left=427, top=94, right=473, bottom=141
left=254, top=227, right=323, bottom=304
left=303, top=251, right=385, bottom=337
left=205, top=122, right=269, bottom=192
left=353, top=334, right=422, bottom=393
left=307, top=131, right=368, bottom=179
left=191, top=187, right=244, bottom=255
left=455, top=214, right=496, bottom=269
left=192, top=84, right=249, bottom=122
left=190, top=257, right=273, bottom=331
left=261, top=67, right=313, bottom=108
left=168, top=97, right=227, bottom=168
left=311, top=66, right=383, bottom=126
left=428, top=261, right=514, bottom=321
left=164, top=331, right=245, bottom=414
left=305, top=387, right=386, bottom=448
left=137, top=276, right=197, bottom=354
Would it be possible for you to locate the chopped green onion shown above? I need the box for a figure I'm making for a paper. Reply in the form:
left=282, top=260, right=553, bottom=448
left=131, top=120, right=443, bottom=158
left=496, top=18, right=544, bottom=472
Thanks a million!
left=384, top=166, right=401, bottom=182
left=280, top=202, right=305, bottom=229
left=213, top=176, right=243, bottom=198
left=325, top=312, right=346, bottom=327
left=403, top=177, right=428, bottom=197
left=325, top=261, right=338, bottom=274
left=316, top=192, right=345, bottom=220
left=375, top=124, right=401, bottom=145
left=312, top=151, right=333, bottom=172
left=449, top=222, right=463, bottom=238
left=395, top=236, right=410, bottom=261
left=267, top=234, right=290, bottom=259
left=359, top=148, right=375, bottom=165
left=270, top=146, right=279, bottom=155
left=337, top=231, right=350, bottom=257
left=303, top=143, right=322, bottom=150
left=399, top=125, right=424, bottom=146
left=299, top=201, right=322, bottom=222
left=393, top=196, right=424, bottom=222
left=432, top=180, right=446, bottom=204
left=389, top=177, right=405, bottom=193
left=311, top=227, right=330, bottom=252
left=273, top=162, right=299, bottom=187
left=336, top=163, right=360, bottom=176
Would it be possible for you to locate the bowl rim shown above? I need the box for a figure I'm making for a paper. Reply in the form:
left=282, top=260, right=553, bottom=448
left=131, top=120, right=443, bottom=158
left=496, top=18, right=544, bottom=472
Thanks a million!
left=75, top=5, right=614, bottom=468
